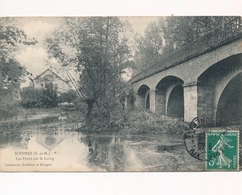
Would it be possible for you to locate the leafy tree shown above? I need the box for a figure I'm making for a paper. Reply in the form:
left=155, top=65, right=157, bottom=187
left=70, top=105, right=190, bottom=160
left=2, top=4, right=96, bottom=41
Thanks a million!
left=134, top=16, right=238, bottom=72
left=0, top=19, right=37, bottom=61
left=45, top=17, right=133, bottom=120
left=0, top=18, right=37, bottom=119
left=0, top=18, right=37, bottom=95
left=134, top=20, right=164, bottom=72
left=161, top=16, right=238, bottom=53
left=0, top=59, right=24, bottom=99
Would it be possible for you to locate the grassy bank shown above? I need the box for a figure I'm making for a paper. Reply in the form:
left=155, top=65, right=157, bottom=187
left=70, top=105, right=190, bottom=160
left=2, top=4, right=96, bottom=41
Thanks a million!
left=0, top=106, right=189, bottom=136
left=77, top=109, right=189, bottom=135
left=122, top=109, right=189, bottom=135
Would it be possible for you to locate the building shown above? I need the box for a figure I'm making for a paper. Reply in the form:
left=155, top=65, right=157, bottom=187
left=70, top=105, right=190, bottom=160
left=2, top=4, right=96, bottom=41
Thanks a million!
left=34, top=69, right=72, bottom=93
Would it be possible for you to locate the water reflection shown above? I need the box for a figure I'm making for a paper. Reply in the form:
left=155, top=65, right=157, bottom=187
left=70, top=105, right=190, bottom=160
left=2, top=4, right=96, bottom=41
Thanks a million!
left=0, top=125, right=200, bottom=171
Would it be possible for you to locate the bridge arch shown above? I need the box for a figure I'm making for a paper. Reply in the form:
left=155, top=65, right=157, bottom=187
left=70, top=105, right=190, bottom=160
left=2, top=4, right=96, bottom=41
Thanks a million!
left=155, top=76, right=184, bottom=117
left=192, top=42, right=242, bottom=82
left=216, top=72, right=242, bottom=126
left=136, top=84, right=151, bottom=110
left=167, top=84, right=184, bottom=118
left=197, top=54, right=242, bottom=125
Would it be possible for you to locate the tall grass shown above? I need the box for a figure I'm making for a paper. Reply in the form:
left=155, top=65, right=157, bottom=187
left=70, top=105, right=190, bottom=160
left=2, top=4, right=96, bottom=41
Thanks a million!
left=125, top=109, right=189, bottom=135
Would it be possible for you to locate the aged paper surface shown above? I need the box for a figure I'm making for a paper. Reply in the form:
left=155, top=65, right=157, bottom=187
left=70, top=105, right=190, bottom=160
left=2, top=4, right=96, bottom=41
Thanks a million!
left=0, top=16, right=241, bottom=172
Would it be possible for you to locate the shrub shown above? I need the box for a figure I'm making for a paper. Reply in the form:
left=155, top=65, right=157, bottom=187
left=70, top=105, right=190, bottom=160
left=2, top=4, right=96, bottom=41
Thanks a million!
left=58, top=89, right=78, bottom=104
left=126, top=88, right=136, bottom=111
left=126, top=109, right=189, bottom=135
left=39, top=83, right=58, bottom=108
left=20, top=87, right=42, bottom=108
left=0, top=96, right=21, bottom=121
left=80, top=98, right=127, bottom=132
left=20, top=83, right=58, bottom=109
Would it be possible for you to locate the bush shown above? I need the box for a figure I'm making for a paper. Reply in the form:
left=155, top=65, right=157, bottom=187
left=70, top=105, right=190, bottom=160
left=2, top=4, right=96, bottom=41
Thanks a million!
left=126, top=88, right=136, bottom=111
left=80, top=99, right=127, bottom=132
left=20, top=83, right=58, bottom=109
left=58, top=90, right=78, bottom=104
left=0, top=100, right=20, bottom=121
left=39, top=83, right=58, bottom=108
left=20, top=87, right=42, bottom=108
left=126, top=109, right=189, bottom=135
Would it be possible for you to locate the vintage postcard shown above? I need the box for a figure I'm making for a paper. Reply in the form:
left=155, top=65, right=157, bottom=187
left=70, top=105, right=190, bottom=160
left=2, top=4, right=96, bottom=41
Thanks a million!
left=0, top=16, right=241, bottom=172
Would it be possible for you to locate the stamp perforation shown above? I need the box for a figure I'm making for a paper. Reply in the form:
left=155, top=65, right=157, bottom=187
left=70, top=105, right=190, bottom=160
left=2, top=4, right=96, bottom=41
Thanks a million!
left=205, top=129, right=240, bottom=171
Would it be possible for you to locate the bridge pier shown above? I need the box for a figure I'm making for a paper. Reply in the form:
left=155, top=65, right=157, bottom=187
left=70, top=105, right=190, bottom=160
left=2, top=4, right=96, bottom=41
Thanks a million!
left=183, top=83, right=198, bottom=122
left=197, top=83, right=213, bottom=124
left=155, top=89, right=166, bottom=115
left=183, top=82, right=214, bottom=123
left=149, top=89, right=156, bottom=112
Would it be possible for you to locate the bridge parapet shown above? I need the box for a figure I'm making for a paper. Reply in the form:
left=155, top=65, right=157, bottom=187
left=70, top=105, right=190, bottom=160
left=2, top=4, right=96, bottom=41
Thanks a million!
left=130, top=17, right=242, bottom=84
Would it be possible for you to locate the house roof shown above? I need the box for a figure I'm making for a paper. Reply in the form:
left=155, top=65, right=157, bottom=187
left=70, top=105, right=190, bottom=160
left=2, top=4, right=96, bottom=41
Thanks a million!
left=34, top=69, right=72, bottom=87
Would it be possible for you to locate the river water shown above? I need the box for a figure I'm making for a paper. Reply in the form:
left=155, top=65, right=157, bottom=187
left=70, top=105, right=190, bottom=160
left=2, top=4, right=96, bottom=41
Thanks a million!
left=0, top=123, right=204, bottom=171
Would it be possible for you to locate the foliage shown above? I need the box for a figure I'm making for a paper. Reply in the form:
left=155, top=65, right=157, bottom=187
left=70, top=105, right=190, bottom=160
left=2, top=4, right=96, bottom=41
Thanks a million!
left=39, top=83, right=58, bottom=108
left=0, top=59, right=24, bottom=97
left=0, top=19, right=37, bottom=93
left=0, top=19, right=37, bottom=61
left=81, top=99, right=126, bottom=132
left=20, top=83, right=58, bottom=109
left=0, top=58, right=24, bottom=121
left=125, top=109, right=189, bottom=135
left=0, top=19, right=37, bottom=120
left=134, top=16, right=238, bottom=73
left=126, top=88, right=136, bottom=111
left=0, top=100, right=21, bottom=121
left=45, top=17, right=133, bottom=122
left=20, top=87, right=42, bottom=108
left=58, top=89, right=78, bottom=103
left=161, top=16, right=236, bottom=52
left=134, top=19, right=164, bottom=72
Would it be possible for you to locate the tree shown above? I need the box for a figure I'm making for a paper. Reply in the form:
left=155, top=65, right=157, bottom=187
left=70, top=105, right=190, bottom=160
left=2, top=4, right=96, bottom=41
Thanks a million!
left=45, top=17, right=133, bottom=120
left=0, top=59, right=24, bottom=99
left=0, top=18, right=37, bottom=119
left=161, top=16, right=236, bottom=53
left=134, top=20, right=164, bottom=72
left=133, top=16, right=238, bottom=73
left=0, top=19, right=37, bottom=95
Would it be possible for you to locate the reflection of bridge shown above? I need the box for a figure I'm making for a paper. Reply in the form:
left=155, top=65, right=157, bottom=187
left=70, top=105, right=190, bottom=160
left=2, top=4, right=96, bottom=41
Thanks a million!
left=129, top=17, right=242, bottom=125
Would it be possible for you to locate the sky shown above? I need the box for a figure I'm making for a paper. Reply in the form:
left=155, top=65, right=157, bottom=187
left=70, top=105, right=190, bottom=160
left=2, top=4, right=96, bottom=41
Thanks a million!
left=12, top=17, right=158, bottom=87
left=15, top=18, right=62, bottom=78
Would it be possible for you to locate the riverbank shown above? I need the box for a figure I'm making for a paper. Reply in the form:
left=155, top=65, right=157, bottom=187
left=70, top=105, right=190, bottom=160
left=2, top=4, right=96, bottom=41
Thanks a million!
left=1, top=107, right=241, bottom=171
left=75, top=109, right=189, bottom=135
left=1, top=107, right=241, bottom=136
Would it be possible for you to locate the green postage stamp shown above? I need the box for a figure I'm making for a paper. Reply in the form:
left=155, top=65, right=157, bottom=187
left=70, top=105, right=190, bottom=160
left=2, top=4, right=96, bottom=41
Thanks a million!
left=206, top=130, right=240, bottom=171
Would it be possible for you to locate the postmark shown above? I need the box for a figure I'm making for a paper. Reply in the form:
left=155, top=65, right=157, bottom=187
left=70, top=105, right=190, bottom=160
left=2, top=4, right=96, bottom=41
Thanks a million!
left=183, top=115, right=209, bottom=161
left=206, top=130, right=239, bottom=171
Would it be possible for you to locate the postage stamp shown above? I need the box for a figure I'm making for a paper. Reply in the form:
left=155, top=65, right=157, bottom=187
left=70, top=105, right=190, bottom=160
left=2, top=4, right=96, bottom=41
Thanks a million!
left=206, top=130, right=240, bottom=171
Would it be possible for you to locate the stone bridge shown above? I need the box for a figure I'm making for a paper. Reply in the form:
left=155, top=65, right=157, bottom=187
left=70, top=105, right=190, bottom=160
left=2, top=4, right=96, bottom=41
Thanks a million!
left=129, top=17, right=242, bottom=126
